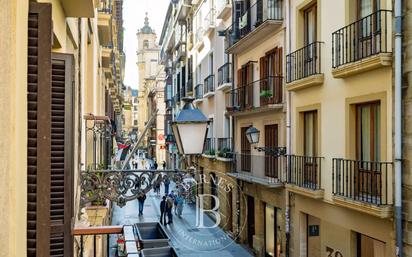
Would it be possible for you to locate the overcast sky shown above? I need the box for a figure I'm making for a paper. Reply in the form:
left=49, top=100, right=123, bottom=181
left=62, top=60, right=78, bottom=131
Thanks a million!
left=123, top=0, right=169, bottom=89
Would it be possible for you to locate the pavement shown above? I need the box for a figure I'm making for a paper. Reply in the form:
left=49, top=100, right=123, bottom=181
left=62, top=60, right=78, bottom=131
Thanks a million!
left=108, top=156, right=254, bottom=257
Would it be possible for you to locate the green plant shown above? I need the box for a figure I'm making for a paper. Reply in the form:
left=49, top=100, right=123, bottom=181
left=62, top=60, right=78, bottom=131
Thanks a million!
left=206, top=148, right=216, bottom=156
left=260, top=90, right=273, bottom=98
left=217, top=147, right=233, bottom=159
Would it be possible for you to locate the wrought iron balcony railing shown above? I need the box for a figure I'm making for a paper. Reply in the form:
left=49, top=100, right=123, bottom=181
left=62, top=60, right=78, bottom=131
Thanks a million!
left=332, top=10, right=392, bottom=68
left=204, top=74, right=215, bottom=94
left=332, top=158, right=393, bottom=205
left=217, top=138, right=233, bottom=159
left=195, top=84, right=203, bottom=99
left=287, top=155, right=323, bottom=190
left=228, top=0, right=283, bottom=48
left=218, top=62, right=232, bottom=86
left=286, top=41, right=323, bottom=83
left=231, top=153, right=287, bottom=184
left=226, top=76, right=283, bottom=112
left=203, top=138, right=216, bottom=156
left=203, top=8, right=216, bottom=32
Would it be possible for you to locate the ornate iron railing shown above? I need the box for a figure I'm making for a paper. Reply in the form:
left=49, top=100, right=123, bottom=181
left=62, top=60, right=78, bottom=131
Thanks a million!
left=286, top=41, right=323, bottom=83
left=80, top=169, right=190, bottom=207
left=332, top=158, right=393, bottom=205
left=287, top=155, right=323, bottom=190
left=332, top=10, right=392, bottom=68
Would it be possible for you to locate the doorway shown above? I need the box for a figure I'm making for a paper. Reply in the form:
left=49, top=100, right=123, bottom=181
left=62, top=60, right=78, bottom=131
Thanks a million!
left=247, top=195, right=255, bottom=248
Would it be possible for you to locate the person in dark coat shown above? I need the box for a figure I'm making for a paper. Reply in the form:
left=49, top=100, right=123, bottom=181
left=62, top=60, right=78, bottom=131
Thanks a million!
left=153, top=161, right=158, bottom=170
left=166, top=195, right=174, bottom=224
left=137, top=193, right=146, bottom=216
left=160, top=196, right=167, bottom=225
left=162, top=161, right=166, bottom=170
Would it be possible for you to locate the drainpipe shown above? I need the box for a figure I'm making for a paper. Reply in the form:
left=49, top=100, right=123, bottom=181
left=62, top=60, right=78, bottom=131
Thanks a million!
left=285, top=0, right=292, bottom=256
left=394, top=0, right=403, bottom=256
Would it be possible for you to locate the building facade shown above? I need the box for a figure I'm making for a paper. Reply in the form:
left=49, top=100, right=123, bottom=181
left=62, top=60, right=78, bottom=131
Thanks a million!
left=0, top=0, right=125, bottom=256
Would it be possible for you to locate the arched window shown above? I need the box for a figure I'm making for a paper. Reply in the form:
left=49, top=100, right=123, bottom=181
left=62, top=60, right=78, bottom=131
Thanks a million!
left=143, top=40, right=149, bottom=49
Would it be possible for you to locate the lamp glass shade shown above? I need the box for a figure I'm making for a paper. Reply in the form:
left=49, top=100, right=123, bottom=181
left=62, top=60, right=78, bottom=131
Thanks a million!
left=174, top=122, right=208, bottom=154
left=246, top=126, right=260, bottom=144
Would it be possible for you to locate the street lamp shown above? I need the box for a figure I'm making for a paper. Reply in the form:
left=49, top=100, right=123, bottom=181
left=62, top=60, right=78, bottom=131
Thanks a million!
left=245, top=126, right=260, bottom=145
left=245, top=125, right=286, bottom=156
left=171, top=97, right=209, bottom=155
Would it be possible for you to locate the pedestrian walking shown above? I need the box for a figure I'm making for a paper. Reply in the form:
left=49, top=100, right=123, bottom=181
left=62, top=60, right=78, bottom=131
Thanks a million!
left=137, top=193, right=146, bottom=216
left=141, top=159, right=145, bottom=169
left=166, top=195, right=174, bottom=224
left=160, top=196, right=167, bottom=225
left=162, top=161, right=166, bottom=170
left=164, top=177, right=170, bottom=195
left=176, top=193, right=184, bottom=217
left=153, top=161, right=158, bottom=170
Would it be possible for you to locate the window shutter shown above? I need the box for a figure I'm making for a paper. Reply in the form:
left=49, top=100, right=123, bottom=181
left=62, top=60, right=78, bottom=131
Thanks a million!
left=247, top=63, right=253, bottom=107
left=275, top=47, right=283, bottom=103
left=259, top=56, right=267, bottom=105
left=27, top=2, right=52, bottom=257
left=237, top=68, right=243, bottom=107
left=50, top=53, right=74, bottom=257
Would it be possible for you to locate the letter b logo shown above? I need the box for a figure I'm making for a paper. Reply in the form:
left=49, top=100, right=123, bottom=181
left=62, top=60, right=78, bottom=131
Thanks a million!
left=195, top=194, right=221, bottom=228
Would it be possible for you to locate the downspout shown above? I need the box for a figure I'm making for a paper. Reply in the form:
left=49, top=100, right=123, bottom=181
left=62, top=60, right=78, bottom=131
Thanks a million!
left=231, top=0, right=240, bottom=241
left=394, top=0, right=403, bottom=256
left=285, top=0, right=292, bottom=256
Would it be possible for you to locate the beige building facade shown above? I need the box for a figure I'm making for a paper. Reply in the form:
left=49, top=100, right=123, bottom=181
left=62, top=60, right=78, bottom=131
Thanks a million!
left=0, top=0, right=124, bottom=256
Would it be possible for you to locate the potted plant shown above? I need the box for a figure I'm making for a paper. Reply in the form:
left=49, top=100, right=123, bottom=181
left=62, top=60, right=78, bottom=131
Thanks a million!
left=260, top=90, right=273, bottom=99
left=217, top=148, right=233, bottom=159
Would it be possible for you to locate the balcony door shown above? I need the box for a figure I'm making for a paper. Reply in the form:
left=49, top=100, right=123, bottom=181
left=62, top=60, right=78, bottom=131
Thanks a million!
left=260, top=47, right=283, bottom=105
left=355, top=102, right=381, bottom=199
left=241, top=127, right=251, bottom=172
left=303, top=111, right=318, bottom=186
left=357, top=0, right=381, bottom=59
left=265, top=124, right=279, bottom=178
left=237, top=62, right=254, bottom=109
left=303, top=4, right=318, bottom=76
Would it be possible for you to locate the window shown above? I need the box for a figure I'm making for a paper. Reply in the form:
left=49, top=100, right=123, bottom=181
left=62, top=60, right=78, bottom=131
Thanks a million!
left=356, top=233, right=385, bottom=257
left=134, top=120, right=138, bottom=126
left=356, top=102, right=380, bottom=162
left=358, top=0, right=379, bottom=19
left=197, top=64, right=202, bottom=84
left=304, top=4, right=317, bottom=45
left=237, top=62, right=254, bottom=108
left=259, top=47, right=283, bottom=105
left=143, top=40, right=149, bottom=48
left=304, top=111, right=318, bottom=156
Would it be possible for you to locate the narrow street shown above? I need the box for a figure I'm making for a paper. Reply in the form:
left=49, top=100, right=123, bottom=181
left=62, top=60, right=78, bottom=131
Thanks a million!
left=109, top=157, right=253, bottom=257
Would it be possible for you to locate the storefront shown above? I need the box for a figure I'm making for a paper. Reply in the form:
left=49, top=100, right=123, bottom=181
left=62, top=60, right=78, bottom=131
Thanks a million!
left=265, top=204, right=282, bottom=257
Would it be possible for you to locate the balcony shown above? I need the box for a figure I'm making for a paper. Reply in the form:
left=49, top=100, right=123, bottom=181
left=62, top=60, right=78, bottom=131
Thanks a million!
left=203, top=8, right=216, bottom=36
left=204, top=74, right=215, bottom=97
left=203, top=138, right=216, bottom=156
left=217, top=138, right=233, bottom=161
left=194, top=27, right=205, bottom=51
left=176, top=0, right=192, bottom=21
left=332, top=10, right=392, bottom=78
left=101, top=46, right=112, bottom=68
left=61, top=0, right=95, bottom=17
left=187, top=76, right=193, bottom=93
left=216, top=0, right=231, bottom=20
left=176, top=43, right=187, bottom=62
left=286, top=41, right=324, bottom=91
left=226, top=76, right=283, bottom=116
left=228, top=153, right=286, bottom=188
left=227, top=0, right=283, bottom=54
left=217, top=62, right=232, bottom=91
left=194, top=84, right=204, bottom=104
left=98, top=8, right=112, bottom=46
left=286, top=155, right=324, bottom=199
left=332, top=158, right=393, bottom=218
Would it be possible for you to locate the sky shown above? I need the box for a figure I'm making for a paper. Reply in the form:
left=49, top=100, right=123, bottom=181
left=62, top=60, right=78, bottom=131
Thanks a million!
left=123, top=0, right=170, bottom=89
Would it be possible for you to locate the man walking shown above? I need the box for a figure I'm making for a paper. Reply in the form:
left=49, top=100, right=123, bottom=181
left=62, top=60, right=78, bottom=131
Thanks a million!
left=160, top=196, right=167, bottom=225
left=176, top=193, right=184, bottom=217
left=164, top=177, right=170, bottom=195
left=137, top=193, right=146, bottom=216
left=166, top=195, right=174, bottom=224
left=162, top=161, right=166, bottom=170
left=153, top=161, right=158, bottom=170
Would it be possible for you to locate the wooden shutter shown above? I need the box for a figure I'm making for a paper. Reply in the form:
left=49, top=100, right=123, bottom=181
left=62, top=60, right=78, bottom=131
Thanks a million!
left=265, top=124, right=278, bottom=178
left=259, top=56, right=267, bottom=106
left=274, top=47, right=283, bottom=103
left=240, top=127, right=251, bottom=172
left=237, top=68, right=243, bottom=107
left=50, top=53, right=74, bottom=257
left=27, top=3, right=52, bottom=257
left=246, top=63, right=253, bottom=108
